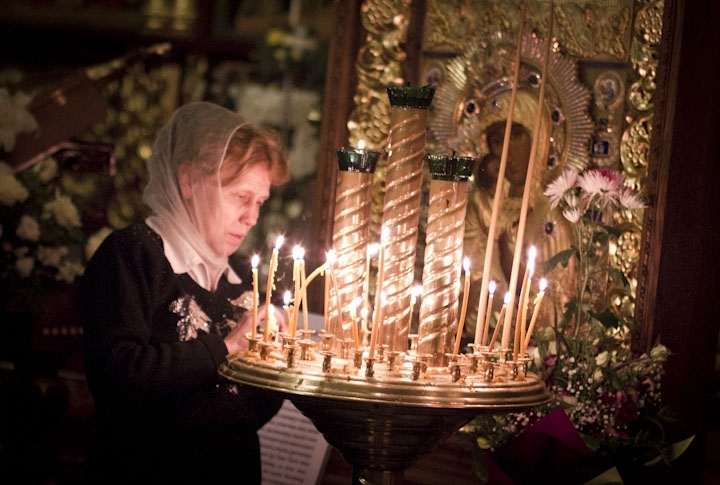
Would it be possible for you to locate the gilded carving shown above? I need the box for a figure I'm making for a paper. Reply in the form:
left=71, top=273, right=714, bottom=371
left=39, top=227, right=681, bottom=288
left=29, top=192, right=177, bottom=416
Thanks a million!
left=346, top=0, right=661, bottom=321
left=348, top=0, right=413, bottom=241
left=86, top=59, right=186, bottom=228
left=611, top=0, right=663, bottom=314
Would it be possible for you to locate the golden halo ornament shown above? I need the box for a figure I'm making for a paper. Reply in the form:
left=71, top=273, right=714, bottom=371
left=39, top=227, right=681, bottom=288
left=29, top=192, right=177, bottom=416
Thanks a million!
left=427, top=30, right=594, bottom=176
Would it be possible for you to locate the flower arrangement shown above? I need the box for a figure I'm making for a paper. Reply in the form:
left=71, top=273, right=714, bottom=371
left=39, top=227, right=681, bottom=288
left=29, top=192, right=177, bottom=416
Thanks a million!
left=0, top=87, right=111, bottom=315
left=253, top=26, right=328, bottom=90
left=463, top=168, right=691, bottom=484
left=0, top=87, right=38, bottom=154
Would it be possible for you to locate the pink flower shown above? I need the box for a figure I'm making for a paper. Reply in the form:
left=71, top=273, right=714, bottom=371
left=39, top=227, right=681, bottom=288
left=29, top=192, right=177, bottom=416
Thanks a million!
left=544, top=169, right=579, bottom=208
left=577, top=168, right=624, bottom=207
left=618, top=187, right=645, bottom=210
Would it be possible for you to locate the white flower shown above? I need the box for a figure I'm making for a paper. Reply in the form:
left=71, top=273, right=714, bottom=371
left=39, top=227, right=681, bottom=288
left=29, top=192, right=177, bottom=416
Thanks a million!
left=527, top=345, right=542, bottom=369
left=43, top=191, right=81, bottom=229
left=56, top=260, right=83, bottom=283
left=37, top=245, right=68, bottom=268
left=562, top=206, right=581, bottom=223
left=650, top=344, right=669, bottom=362
left=0, top=88, right=38, bottom=152
left=544, top=169, right=578, bottom=208
left=0, top=162, right=30, bottom=206
left=85, top=226, right=113, bottom=261
left=33, top=157, right=58, bottom=184
left=595, top=350, right=609, bottom=366
left=15, top=214, right=40, bottom=242
left=15, top=256, right=34, bottom=277
left=593, top=368, right=604, bottom=383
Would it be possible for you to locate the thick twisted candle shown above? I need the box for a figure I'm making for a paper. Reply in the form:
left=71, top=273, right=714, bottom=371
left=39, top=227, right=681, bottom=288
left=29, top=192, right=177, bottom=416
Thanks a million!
left=377, top=85, right=435, bottom=353
left=417, top=154, right=476, bottom=366
left=329, top=145, right=380, bottom=350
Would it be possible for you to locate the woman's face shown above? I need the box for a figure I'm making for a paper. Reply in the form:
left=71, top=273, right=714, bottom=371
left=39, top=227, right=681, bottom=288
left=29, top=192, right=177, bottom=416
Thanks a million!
left=217, top=163, right=272, bottom=255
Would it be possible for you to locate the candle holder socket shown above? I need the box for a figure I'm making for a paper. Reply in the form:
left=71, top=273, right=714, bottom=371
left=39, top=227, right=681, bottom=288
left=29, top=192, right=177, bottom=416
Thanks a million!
left=449, top=361, right=462, bottom=383
left=481, top=361, right=496, bottom=383
left=385, top=351, right=402, bottom=371
left=364, top=357, right=375, bottom=378
left=299, top=340, right=315, bottom=361
left=285, top=345, right=297, bottom=368
left=408, top=334, right=419, bottom=355
left=353, top=349, right=365, bottom=369
left=245, top=334, right=261, bottom=353
left=258, top=341, right=272, bottom=360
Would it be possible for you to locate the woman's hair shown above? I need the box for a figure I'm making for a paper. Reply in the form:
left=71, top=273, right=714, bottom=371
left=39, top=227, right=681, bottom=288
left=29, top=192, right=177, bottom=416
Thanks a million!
left=221, top=125, right=290, bottom=187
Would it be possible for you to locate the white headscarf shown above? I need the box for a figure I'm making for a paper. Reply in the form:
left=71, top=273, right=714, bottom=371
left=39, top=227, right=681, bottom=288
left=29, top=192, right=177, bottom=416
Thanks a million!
left=144, top=102, right=247, bottom=291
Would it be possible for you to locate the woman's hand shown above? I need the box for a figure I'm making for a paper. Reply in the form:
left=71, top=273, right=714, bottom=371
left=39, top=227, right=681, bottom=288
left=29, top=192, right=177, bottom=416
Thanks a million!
left=224, top=304, right=287, bottom=354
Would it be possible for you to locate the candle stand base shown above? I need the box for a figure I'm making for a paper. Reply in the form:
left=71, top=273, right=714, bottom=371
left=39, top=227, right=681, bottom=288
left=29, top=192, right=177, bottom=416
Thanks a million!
left=220, top=348, right=549, bottom=484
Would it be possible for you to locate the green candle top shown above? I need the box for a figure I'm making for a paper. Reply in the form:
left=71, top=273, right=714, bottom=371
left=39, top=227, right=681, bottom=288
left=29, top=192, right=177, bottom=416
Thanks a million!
left=386, top=85, right=436, bottom=109
left=426, top=153, right=477, bottom=181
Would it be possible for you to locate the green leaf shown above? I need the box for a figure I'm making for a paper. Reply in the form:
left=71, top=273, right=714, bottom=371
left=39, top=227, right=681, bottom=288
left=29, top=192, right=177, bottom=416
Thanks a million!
left=590, top=308, right=621, bottom=329
left=600, top=222, right=623, bottom=238
left=608, top=268, right=629, bottom=287
left=581, top=467, right=624, bottom=484
left=644, top=435, right=695, bottom=466
left=593, top=230, right=611, bottom=246
left=542, top=248, right=577, bottom=272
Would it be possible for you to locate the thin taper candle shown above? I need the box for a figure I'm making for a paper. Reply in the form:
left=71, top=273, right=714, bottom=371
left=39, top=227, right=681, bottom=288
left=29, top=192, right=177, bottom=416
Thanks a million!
left=489, top=292, right=511, bottom=350
left=368, top=291, right=386, bottom=359
left=350, top=297, right=362, bottom=349
left=475, top=8, right=527, bottom=348
left=364, top=243, right=379, bottom=319
left=251, top=255, right=259, bottom=340
left=323, top=250, right=337, bottom=334
left=264, top=235, right=284, bottom=341
left=514, top=247, right=536, bottom=361
left=501, top=4, right=553, bottom=351
left=291, top=246, right=304, bottom=337
left=283, top=291, right=292, bottom=334
left=481, top=280, right=496, bottom=347
left=300, top=259, right=309, bottom=331
left=453, top=257, right=472, bottom=356
left=523, top=278, right=548, bottom=354
left=409, top=285, right=421, bottom=329
left=290, top=259, right=329, bottom=336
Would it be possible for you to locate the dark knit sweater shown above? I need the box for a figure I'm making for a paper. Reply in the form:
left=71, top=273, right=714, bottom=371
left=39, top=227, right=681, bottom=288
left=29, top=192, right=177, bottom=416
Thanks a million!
left=78, top=222, right=282, bottom=484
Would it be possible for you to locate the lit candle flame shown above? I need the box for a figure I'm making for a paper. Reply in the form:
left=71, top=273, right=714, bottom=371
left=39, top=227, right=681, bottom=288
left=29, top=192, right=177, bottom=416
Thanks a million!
left=275, top=235, right=285, bottom=250
left=523, top=277, right=549, bottom=355
left=481, top=279, right=497, bottom=346
left=367, top=243, right=379, bottom=258
left=539, top=277, right=548, bottom=292
left=411, top=284, right=422, bottom=304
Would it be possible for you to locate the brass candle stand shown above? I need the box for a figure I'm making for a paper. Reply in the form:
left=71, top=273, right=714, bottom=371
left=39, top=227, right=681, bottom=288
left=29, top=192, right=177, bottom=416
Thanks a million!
left=223, top=85, right=551, bottom=484
left=220, top=334, right=549, bottom=484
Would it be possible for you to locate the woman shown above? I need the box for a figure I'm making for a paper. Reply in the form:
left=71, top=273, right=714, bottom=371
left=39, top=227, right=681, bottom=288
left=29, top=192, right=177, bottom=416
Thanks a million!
left=79, top=102, right=290, bottom=484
